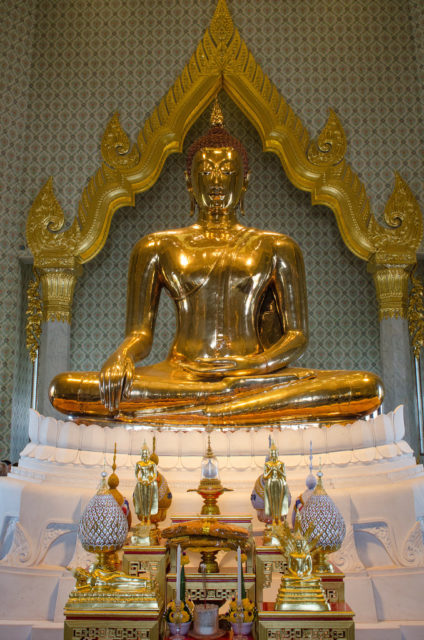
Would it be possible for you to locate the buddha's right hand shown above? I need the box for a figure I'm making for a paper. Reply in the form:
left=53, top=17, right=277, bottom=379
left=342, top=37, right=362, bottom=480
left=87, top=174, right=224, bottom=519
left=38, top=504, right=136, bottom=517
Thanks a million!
left=99, top=352, right=135, bottom=412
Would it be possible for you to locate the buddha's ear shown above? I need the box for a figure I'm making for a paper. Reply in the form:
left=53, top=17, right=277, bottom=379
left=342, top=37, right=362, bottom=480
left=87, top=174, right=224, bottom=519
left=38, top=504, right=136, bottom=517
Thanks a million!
left=239, top=172, right=250, bottom=216
left=243, top=171, right=251, bottom=193
left=185, top=171, right=196, bottom=216
left=184, top=170, right=192, bottom=191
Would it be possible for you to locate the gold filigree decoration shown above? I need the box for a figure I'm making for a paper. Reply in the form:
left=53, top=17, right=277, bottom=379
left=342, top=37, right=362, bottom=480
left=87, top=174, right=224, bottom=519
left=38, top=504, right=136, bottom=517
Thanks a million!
left=368, top=173, right=423, bottom=262
left=25, top=273, right=43, bottom=363
left=307, top=109, right=346, bottom=166
left=101, top=112, right=140, bottom=170
left=367, top=261, right=411, bottom=320
left=26, top=0, right=423, bottom=320
left=26, top=177, right=80, bottom=266
left=408, top=266, right=424, bottom=358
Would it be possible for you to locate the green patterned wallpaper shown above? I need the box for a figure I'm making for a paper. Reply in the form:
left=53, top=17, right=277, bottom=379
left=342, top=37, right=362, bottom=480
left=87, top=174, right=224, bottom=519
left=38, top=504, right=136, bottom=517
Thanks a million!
left=1, top=0, right=422, bottom=458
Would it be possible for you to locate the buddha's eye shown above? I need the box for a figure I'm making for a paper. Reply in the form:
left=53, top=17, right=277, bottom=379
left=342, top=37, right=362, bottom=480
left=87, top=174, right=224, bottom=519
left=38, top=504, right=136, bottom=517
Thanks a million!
left=220, top=164, right=235, bottom=175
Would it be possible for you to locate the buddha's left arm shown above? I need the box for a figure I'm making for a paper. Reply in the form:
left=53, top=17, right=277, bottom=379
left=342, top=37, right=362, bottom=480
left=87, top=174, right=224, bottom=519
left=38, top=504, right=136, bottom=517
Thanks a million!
left=256, top=236, right=309, bottom=372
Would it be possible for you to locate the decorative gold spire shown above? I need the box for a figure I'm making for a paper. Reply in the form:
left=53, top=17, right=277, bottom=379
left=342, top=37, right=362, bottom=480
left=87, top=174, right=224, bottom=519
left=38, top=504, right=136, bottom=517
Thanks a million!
left=206, top=434, right=214, bottom=458
left=150, top=435, right=159, bottom=465
left=210, top=96, right=224, bottom=127
left=108, top=443, right=124, bottom=506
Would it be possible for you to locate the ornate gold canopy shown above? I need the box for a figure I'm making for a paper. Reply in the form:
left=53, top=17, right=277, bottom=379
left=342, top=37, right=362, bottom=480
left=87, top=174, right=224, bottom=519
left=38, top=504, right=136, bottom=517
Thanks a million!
left=26, top=0, right=422, bottom=323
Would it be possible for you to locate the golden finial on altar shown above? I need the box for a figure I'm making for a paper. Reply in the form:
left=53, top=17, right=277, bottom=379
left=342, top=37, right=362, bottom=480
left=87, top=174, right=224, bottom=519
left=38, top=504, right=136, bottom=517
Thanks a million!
left=210, top=96, right=224, bottom=127
left=150, top=435, right=159, bottom=465
left=107, top=444, right=121, bottom=497
left=107, top=444, right=132, bottom=528
left=188, top=436, right=232, bottom=517
left=206, top=434, right=214, bottom=458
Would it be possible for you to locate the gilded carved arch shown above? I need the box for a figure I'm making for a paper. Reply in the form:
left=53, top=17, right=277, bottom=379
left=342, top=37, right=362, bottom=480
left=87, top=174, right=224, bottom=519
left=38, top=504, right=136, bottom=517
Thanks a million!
left=26, top=0, right=422, bottom=322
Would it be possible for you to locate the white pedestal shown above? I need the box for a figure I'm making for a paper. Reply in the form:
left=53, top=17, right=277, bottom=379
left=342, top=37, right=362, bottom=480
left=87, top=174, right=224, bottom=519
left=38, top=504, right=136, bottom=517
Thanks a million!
left=1, top=406, right=424, bottom=639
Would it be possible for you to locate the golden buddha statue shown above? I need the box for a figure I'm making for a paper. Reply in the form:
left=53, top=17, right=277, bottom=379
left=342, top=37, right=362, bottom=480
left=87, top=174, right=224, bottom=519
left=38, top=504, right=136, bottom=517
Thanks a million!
left=50, top=99, right=383, bottom=428
left=132, top=442, right=158, bottom=544
left=263, top=442, right=289, bottom=526
left=275, top=513, right=329, bottom=612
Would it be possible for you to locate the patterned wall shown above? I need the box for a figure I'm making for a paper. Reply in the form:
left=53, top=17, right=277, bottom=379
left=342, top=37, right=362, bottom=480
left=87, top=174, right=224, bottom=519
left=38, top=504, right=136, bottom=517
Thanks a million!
left=0, top=0, right=422, bottom=458
left=0, top=1, right=37, bottom=459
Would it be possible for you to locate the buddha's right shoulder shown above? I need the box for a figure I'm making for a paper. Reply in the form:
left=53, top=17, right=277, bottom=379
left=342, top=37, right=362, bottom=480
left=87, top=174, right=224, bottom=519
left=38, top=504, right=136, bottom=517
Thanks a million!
left=130, top=230, right=179, bottom=254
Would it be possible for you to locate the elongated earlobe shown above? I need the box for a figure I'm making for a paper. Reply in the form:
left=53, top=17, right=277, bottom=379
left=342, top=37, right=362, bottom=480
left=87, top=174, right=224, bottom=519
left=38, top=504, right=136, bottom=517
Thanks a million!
left=239, top=192, right=246, bottom=216
left=185, top=171, right=196, bottom=216
left=239, top=172, right=250, bottom=216
left=189, top=192, right=196, bottom=217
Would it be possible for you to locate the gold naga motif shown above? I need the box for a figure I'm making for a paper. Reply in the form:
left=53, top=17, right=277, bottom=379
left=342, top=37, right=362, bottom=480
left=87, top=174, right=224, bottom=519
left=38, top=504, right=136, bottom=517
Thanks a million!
left=408, top=267, right=424, bottom=359
left=26, top=0, right=422, bottom=325
left=25, top=275, right=43, bottom=363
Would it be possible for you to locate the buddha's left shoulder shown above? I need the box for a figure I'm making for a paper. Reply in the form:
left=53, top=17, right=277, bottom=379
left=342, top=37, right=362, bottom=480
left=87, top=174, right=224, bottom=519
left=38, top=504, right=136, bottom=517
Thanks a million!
left=250, top=229, right=302, bottom=253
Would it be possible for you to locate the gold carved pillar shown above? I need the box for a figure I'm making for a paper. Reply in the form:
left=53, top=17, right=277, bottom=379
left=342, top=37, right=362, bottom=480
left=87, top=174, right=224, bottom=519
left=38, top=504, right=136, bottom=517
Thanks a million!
left=365, top=173, right=422, bottom=448
left=35, top=265, right=81, bottom=417
left=35, top=264, right=82, bottom=416
left=38, top=265, right=82, bottom=324
left=26, top=178, right=83, bottom=416
left=368, top=256, right=417, bottom=446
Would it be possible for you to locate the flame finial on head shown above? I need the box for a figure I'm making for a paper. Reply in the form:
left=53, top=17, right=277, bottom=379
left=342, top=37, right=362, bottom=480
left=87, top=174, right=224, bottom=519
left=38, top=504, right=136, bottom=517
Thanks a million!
left=210, top=96, right=224, bottom=127
left=186, top=95, right=249, bottom=178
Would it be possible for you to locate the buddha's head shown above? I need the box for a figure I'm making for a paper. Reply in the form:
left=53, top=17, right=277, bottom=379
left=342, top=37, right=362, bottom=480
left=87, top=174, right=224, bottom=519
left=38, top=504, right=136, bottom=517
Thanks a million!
left=186, top=98, right=249, bottom=214
left=269, top=441, right=279, bottom=461
left=141, top=442, right=150, bottom=462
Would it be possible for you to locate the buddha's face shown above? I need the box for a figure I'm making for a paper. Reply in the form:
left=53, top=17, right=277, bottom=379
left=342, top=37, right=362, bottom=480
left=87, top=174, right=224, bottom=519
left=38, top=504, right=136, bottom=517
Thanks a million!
left=190, top=147, right=245, bottom=212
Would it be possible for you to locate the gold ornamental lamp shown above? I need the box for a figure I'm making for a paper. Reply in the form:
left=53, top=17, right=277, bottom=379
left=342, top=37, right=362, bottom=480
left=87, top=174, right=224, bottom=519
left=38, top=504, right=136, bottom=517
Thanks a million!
left=187, top=436, right=232, bottom=516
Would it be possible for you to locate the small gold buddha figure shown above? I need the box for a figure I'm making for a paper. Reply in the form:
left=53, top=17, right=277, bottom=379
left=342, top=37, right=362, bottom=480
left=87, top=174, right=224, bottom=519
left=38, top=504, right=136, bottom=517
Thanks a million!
left=50, top=99, right=383, bottom=427
left=263, top=442, right=289, bottom=526
left=275, top=514, right=329, bottom=612
left=132, top=442, right=158, bottom=544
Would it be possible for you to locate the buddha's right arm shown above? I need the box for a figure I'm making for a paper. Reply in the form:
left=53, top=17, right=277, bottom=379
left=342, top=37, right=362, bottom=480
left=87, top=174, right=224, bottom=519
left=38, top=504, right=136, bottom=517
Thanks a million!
left=99, top=236, right=162, bottom=411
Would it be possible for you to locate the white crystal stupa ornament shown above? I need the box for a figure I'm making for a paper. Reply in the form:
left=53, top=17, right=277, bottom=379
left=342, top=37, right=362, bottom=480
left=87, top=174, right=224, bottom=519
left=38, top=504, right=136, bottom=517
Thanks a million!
left=78, top=470, right=128, bottom=559
left=300, top=468, right=346, bottom=573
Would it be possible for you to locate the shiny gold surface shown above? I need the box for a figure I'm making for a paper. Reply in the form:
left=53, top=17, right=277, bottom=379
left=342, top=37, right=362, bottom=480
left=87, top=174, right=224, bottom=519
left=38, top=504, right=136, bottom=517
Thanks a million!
left=26, top=0, right=422, bottom=334
left=274, top=515, right=329, bottom=613
left=50, top=129, right=383, bottom=426
left=257, top=607, right=355, bottom=640
left=167, top=570, right=256, bottom=605
left=264, top=443, right=289, bottom=526
left=66, top=563, right=160, bottom=611
left=163, top=517, right=250, bottom=574
left=408, top=267, right=424, bottom=358
left=39, top=265, right=82, bottom=323
left=132, top=444, right=158, bottom=545
left=25, top=274, right=42, bottom=363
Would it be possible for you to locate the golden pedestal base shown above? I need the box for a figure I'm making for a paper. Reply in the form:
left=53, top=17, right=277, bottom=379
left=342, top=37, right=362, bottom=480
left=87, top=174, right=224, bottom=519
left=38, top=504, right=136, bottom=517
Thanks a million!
left=255, top=543, right=345, bottom=609
left=167, top=569, right=256, bottom=604
left=122, top=544, right=168, bottom=599
left=258, top=603, right=355, bottom=640
left=64, top=607, right=163, bottom=640
left=276, top=576, right=329, bottom=612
